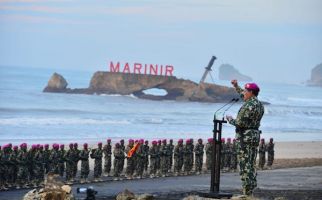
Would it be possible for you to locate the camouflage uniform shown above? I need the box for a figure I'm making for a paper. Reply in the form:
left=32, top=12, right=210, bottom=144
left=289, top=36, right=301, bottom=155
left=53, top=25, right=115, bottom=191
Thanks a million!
left=120, top=140, right=125, bottom=174
left=65, top=144, right=74, bottom=182
left=149, top=142, right=158, bottom=177
left=58, top=145, right=66, bottom=177
left=33, top=147, right=44, bottom=185
left=49, top=145, right=60, bottom=174
left=156, top=141, right=161, bottom=174
left=160, top=140, right=169, bottom=176
left=126, top=141, right=135, bottom=179
left=258, top=140, right=266, bottom=170
left=28, top=147, right=37, bottom=184
left=103, top=140, right=112, bottom=176
left=227, top=84, right=264, bottom=195
left=225, top=139, right=232, bottom=170
left=220, top=139, right=226, bottom=170
left=168, top=139, right=174, bottom=172
left=143, top=141, right=150, bottom=173
left=174, top=140, right=184, bottom=175
left=16, top=144, right=29, bottom=188
left=79, top=144, right=90, bottom=182
left=1, top=146, right=11, bottom=189
left=43, top=145, right=51, bottom=174
left=113, top=143, right=125, bottom=178
left=190, top=139, right=194, bottom=171
left=266, top=139, right=274, bottom=168
left=72, top=143, right=80, bottom=179
left=183, top=140, right=193, bottom=174
left=0, top=146, right=4, bottom=190
left=10, top=147, right=19, bottom=187
left=205, top=139, right=213, bottom=171
left=91, top=144, right=103, bottom=179
left=230, top=139, right=238, bottom=171
left=194, top=139, right=204, bottom=174
left=135, top=141, right=145, bottom=178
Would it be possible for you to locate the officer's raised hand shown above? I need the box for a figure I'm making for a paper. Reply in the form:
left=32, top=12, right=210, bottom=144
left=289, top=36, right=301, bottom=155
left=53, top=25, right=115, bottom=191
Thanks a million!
left=231, top=80, right=238, bottom=88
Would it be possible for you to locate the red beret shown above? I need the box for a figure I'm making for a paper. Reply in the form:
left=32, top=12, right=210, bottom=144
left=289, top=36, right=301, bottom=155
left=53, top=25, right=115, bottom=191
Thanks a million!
left=245, top=83, right=260, bottom=91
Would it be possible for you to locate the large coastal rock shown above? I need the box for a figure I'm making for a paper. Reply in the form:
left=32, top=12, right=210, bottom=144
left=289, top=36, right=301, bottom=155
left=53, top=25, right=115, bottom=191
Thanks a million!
left=307, top=63, right=322, bottom=87
left=218, top=64, right=252, bottom=81
left=43, top=73, right=69, bottom=92
left=43, top=72, right=239, bottom=103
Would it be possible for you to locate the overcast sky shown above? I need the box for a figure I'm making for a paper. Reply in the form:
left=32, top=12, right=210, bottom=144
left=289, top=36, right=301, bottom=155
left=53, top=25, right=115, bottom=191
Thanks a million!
left=1, top=0, right=321, bottom=84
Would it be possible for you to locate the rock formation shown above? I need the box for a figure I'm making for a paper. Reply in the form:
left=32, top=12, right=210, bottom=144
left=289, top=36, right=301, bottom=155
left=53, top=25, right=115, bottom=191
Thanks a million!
left=218, top=64, right=252, bottom=81
left=43, top=71, right=240, bottom=103
left=43, top=73, right=69, bottom=92
left=307, top=63, right=322, bottom=87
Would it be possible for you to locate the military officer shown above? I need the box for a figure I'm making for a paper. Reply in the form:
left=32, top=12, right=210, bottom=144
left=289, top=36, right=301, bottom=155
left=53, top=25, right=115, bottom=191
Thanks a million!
left=226, top=80, right=264, bottom=196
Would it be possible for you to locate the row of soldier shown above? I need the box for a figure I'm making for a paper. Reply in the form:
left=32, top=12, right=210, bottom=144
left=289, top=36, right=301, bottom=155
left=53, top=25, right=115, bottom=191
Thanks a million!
left=0, top=137, right=274, bottom=191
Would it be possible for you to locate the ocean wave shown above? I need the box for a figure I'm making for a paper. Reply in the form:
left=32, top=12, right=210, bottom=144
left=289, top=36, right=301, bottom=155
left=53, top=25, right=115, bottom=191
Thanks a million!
left=264, top=105, right=322, bottom=117
left=0, top=107, right=100, bottom=115
left=98, top=93, right=138, bottom=99
left=0, top=117, right=131, bottom=126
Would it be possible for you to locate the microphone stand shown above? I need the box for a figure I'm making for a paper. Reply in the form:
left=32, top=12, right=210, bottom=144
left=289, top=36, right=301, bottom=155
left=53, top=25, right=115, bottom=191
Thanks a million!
left=199, top=100, right=235, bottom=199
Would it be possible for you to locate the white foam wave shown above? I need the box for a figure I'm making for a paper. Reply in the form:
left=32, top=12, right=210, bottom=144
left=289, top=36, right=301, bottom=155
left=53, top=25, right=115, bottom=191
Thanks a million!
left=0, top=117, right=131, bottom=126
left=98, top=93, right=138, bottom=99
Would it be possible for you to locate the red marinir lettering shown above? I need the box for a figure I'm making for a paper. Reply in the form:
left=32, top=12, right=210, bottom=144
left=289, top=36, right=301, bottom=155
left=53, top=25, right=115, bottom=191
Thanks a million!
left=110, top=61, right=120, bottom=72
left=149, top=64, right=158, bottom=75
left=123, top=62, right=131, bottom=73
left=133, top=63, right=142, bottom=74
left=165, top=65, right=174, bottom=76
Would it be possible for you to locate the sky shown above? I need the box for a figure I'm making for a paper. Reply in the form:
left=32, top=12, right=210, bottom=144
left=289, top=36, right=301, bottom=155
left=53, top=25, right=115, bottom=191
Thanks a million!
left=0, top=0, right=322, bottom=84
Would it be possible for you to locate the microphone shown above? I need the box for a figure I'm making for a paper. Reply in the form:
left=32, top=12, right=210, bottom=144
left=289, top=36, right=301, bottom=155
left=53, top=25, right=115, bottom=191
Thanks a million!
left=214, top=98, right=237, bottom=120
left=222, top=98, right=239, bottom=119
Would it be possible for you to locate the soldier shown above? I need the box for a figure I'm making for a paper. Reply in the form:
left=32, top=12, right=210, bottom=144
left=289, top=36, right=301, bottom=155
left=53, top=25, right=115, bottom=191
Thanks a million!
left=258, top=138, right=266, bottom=170
left=16, top=143, right=29, bottom=189
left=173, top=139, right=184, bottom=176
left=190, top=138, right=194, bottom=172
left=119, top=139, right=125, bottom=174
left=230, top=139, right=238, bottom=172
left=1, top=145, right=10, bottom=190
left=183, top=139, right=193, bottom=175
left=266, top=138, right=274, bottom=169
left=226, top=80, right=264, bottom=196
left=143, top=140, right=150, bottom=175
left=91, top=142, right=103, bottom=182
left=33, top=144, right=44, bottom=186
left=160, top=139, right=169, bottom=177
left=10, top=145, right=19, bottom=187
left=205, top=138, right=213, bottom=171
left=220, top=138, right=226, bottom=170
left=135, top=139, right=145, bottom=179
left=225, top=138, right=232, bottom=171
left=49, top=143, right=60, bottom=174
left=43, top=144, right=51, bottom=174
left=126, top=139, right=135, bottom=179
left=0, top=145, right=4, bottom=190
left=59, top=144, right=66, bottom=177
left=79, top=143, right=90, bottom=183
left=149, top=141, right=158, bottom=178
left=72, top=143, right=80, bottom=180
left=194, top=138, right=204, bottom=174
left=28, top=144, right=37, bottom=185
left=156, top=140, right=162, bottom=176
left=103, top=139, right=112, bottom=177
left=168, top=139, right=174, bottom=172
left=113, top=143, right=125, bottom=180
left=65, top=143, right=74, bottom=183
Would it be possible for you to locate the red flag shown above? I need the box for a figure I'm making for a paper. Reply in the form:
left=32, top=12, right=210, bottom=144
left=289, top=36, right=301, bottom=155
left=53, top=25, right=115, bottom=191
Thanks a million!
left=127, top=143, right=140, bottom=158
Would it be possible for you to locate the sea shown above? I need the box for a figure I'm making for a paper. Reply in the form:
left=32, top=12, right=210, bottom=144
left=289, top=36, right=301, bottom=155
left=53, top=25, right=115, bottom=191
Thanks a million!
left=1, top=65, right=322, bottom=145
